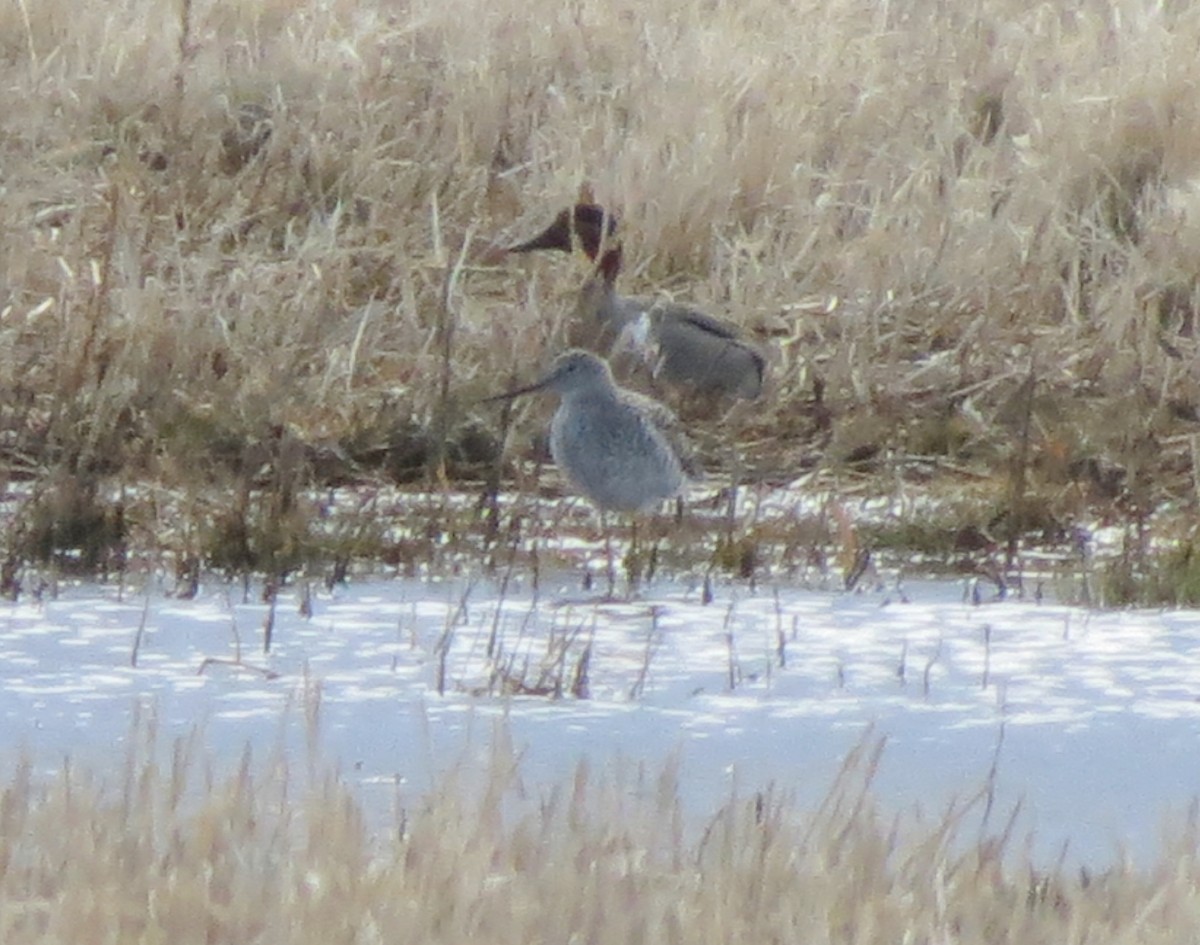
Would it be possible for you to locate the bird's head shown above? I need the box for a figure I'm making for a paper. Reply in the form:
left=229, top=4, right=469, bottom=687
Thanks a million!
left=506, top=204, right=619, bottom=260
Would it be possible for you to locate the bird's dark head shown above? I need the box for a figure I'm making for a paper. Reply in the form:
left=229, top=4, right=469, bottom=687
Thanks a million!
left=506, top=204, right=619, bottom=260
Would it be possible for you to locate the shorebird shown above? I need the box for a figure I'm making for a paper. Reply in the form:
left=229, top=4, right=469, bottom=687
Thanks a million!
left=486, top=349, right=698, bottom=591
left=504, top=204, right=767, bottom=405
left=487, top=349, right=696, bottom=513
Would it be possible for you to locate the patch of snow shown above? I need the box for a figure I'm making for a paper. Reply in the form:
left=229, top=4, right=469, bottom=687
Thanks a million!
left=0, top=573, right=1198, bottom=867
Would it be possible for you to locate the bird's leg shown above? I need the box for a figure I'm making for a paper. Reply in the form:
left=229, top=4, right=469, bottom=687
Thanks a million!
left=602, top=511, right=616, bottom=598
left=624, top=516, right=643, bottom=592
left=644, top=513, right=661, bottom=583
left=724, top=437, right=742, bottom=528
left=723, top=400, right=753, bottom=528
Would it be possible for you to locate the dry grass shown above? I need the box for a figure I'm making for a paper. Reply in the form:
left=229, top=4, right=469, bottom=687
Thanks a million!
left=1, top=719, right=1199, bottom=944
left=3, top=0, right=1200, bottom=582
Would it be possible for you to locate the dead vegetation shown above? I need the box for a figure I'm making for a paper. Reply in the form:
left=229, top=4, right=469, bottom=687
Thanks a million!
left=1, top=718, right=1198, bottom=944
left=2, top=0, right=1200, bottom=597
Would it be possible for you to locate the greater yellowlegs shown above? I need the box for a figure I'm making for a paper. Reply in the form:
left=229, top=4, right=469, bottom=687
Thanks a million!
left=486, top=349, right=698, bottom=592
left=487, top=349, right=696, bottom=513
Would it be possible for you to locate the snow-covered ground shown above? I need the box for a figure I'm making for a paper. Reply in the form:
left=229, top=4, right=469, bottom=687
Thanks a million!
left=2, top=570, right=1198, bottom=868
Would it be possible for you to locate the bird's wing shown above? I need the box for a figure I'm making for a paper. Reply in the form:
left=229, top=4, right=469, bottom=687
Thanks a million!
left=622, top=391, right=703, bottom=480
left=654, top=304, right=768, bottom=377
left=653, top=302, right=744, bottom=341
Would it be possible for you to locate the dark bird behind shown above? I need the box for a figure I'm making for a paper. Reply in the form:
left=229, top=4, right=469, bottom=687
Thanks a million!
left=505, top=204, right=767, bottom=404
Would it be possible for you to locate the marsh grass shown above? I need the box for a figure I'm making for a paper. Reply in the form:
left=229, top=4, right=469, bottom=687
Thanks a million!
left=3, top=0, right=1200, bottom=596
left=1095, top=519, right=1200, bottom=607
left=2, top=717, right=1200, bottom=943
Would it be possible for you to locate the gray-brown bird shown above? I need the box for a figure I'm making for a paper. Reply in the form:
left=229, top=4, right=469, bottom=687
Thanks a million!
left=486, top=349, right=697, bottom=514
left=504, top=204, right=767, bottom=404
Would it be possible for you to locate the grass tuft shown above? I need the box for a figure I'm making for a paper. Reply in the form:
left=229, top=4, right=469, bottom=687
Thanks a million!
left=1098, top=526, right=1200, bottom=608
left=18, top=475, right=126, bottom=576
